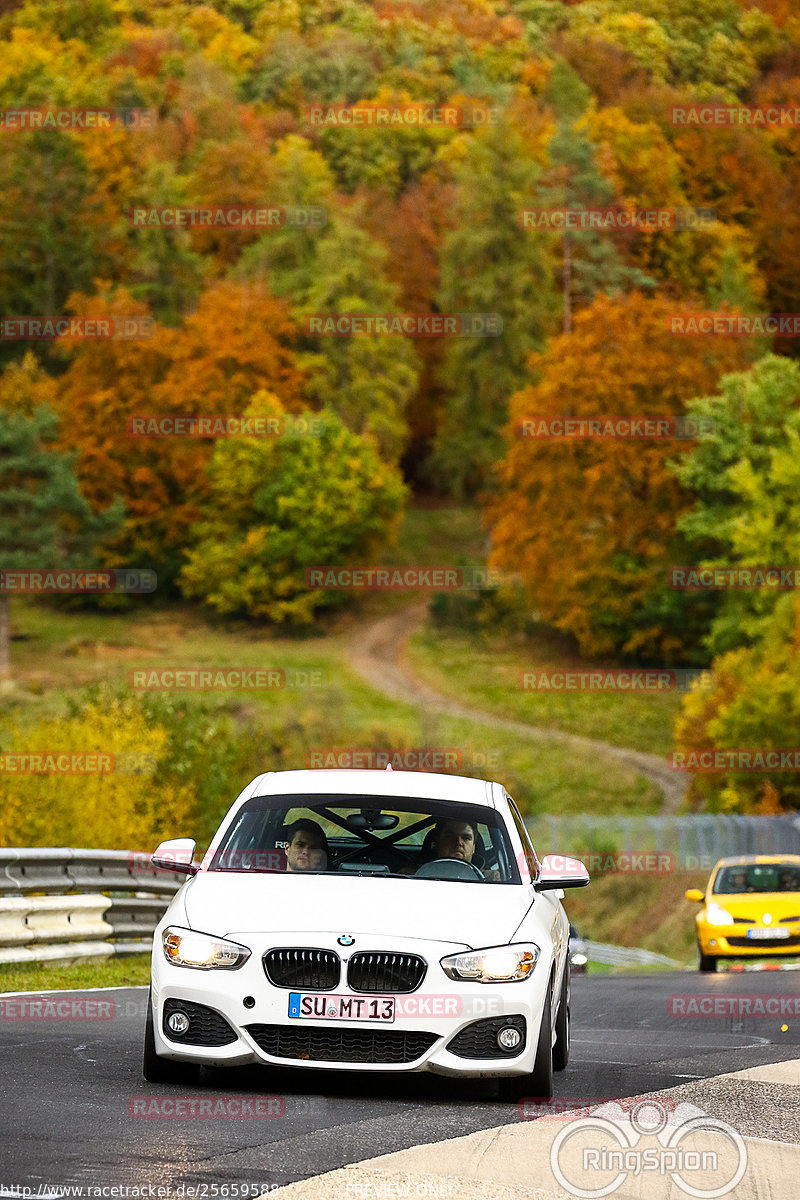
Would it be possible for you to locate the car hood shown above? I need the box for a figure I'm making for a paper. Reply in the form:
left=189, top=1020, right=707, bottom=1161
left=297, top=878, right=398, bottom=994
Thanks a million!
left=708, top=893, right=800, bottom=920
left=182, top=871, right=534, bottom=948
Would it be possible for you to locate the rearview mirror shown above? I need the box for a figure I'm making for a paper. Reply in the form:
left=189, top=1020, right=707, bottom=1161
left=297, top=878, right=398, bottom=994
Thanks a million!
left=685, top=888, right=705, bottom=902
left=535, top=853, right=590, bottom=891
left=151, top=838, right=198, bottom=875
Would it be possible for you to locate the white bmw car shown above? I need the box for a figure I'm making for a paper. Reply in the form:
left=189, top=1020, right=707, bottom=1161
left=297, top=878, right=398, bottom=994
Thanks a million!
left=144, top=768, right=589, bottom=1100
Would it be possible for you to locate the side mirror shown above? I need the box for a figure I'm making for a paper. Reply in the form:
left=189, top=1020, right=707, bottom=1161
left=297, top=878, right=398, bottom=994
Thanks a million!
left=152, top=838, right=198, bottom=875
left=535, top=853, right=590, bottom=891
left=685, top=888, right=705, bottom=902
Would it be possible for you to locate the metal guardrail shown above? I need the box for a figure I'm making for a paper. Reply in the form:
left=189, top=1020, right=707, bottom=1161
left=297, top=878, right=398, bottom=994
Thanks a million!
left=584, top=939, right=681, bottom=969
left=5, top=826, right=790, bottom=969
left=0, top=849, right=181, bottom=965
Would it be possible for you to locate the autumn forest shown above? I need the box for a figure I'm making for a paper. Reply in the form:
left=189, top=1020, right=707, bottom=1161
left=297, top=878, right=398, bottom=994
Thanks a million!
left=1, top=0, right=800, bottom=829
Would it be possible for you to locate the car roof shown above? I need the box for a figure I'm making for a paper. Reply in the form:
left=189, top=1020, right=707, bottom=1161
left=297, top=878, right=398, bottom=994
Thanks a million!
left=245, top=768, right=498, bottom=807
left=712, top=854, right=800, bottom=868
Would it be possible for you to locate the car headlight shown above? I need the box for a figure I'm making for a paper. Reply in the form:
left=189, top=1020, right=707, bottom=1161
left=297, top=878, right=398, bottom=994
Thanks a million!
left=440, top=944, right=539, bottom=983
left=705, top=904, right=735, bottom=926
left=571, top=952, right=588, bottom=966
left=162, top=926, right=251, bottom=970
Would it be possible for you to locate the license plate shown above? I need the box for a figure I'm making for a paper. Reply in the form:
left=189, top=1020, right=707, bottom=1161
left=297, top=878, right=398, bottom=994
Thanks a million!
left=746, top=928, right=789, bottom=939
left=288, top=993, right=395, bottom=1022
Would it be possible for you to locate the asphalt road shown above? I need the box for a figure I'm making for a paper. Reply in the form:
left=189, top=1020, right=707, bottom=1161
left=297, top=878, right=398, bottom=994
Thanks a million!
left=1, top=970, right=798, bottom=1193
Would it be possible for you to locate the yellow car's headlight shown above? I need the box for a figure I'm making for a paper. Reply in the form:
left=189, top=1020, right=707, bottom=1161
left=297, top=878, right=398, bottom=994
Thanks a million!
left=162, top=926, right=250, bottom=970
left=440, top=944, right=539, bottom=983
left=705, top=904, right=735, bottom=926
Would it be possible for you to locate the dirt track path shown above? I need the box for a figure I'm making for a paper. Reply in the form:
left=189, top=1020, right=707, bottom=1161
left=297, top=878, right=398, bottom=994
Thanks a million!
left=347, top=604, right=687, bottom=813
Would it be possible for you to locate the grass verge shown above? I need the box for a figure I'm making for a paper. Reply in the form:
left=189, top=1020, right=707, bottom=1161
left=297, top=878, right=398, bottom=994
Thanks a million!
left=0, top=953, right=151, bottom=993
left=406, top=621, right=684, bottom=758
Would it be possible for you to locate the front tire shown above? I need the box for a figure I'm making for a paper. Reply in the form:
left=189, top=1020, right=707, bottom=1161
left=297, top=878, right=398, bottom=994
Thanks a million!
left=698, top=949, right=717, bottom=973
left=552, top=962, right=570, bottom=1071
left=497, top=986, right=554, bottom=1102
left=142, top=991, right=200, bottom=1084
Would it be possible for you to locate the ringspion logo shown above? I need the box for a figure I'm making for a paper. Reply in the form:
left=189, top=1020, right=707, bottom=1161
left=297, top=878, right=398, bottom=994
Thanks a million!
left=549, top=1100, right=747, bottom=1199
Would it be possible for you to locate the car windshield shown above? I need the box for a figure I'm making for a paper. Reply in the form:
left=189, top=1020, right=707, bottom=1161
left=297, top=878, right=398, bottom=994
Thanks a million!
left=713, top=864, right=800, bottom=894
left=208, top=793, right=521, bottom=884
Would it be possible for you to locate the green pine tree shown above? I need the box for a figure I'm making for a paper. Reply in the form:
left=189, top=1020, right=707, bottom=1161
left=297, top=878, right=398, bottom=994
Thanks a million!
left=0, top=407, right=123, bottom=676
left=541, top=60, right=655, bottom=334
left=429, top=119, right=558, bottom=498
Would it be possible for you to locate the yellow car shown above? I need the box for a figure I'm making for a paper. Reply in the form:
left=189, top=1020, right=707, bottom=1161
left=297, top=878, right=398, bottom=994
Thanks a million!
left=686, top=854, right=800, bottom=972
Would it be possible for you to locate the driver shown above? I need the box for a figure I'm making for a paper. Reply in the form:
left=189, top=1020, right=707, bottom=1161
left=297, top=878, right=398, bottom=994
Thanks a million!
left=431, top=819, right=477, bottom=863
left=429, top=819, right=499, bottom=880
left=283, top=819, right=328, bottom=873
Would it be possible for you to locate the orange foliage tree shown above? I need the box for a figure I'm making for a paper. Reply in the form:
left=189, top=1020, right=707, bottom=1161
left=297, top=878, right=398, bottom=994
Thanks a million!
left=49, top=281, right=304, bottom=586
left=486, top=292, right=752, bottom=662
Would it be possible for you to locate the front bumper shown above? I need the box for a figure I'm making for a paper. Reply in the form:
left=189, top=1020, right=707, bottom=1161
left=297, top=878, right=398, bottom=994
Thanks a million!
left=150, top=931, right=551, bottom=1078
left=698, top=922, right=800, bottom=958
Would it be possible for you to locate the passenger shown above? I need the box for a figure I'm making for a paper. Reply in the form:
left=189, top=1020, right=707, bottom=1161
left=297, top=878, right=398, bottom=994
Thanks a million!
left=778, top=868, right=799, bottom=892
left=283, top=819, right=328, bottom=873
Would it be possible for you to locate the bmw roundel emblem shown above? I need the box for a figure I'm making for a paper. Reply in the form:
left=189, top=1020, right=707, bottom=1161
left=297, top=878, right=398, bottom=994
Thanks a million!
left=337, top=934, right=355, bottom=946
